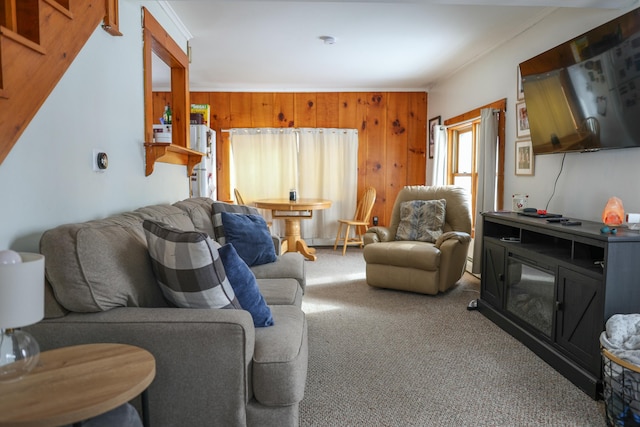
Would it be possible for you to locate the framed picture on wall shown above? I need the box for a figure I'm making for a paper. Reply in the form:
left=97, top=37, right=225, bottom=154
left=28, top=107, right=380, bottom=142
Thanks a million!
left=428, top=116, right=441, bottom=159
left=515, top=139, right=534, bottom=175
left=516, top=101, right=530, bottom=138
left=517, top=66, right=524, bottom=100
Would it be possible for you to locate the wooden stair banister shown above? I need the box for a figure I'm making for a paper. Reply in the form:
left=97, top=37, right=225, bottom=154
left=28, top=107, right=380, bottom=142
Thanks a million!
left=0, top=0, right=119, bottom=166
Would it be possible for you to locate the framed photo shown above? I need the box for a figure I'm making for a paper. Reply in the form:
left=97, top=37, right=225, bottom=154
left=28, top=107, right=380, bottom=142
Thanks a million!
left=516, top=101, right=530, bottom=138
left=517, top=66, right=524, bottom=100
left=515, top=139, right=534, bottom=175
left=428, top=116, right=441, bottom=159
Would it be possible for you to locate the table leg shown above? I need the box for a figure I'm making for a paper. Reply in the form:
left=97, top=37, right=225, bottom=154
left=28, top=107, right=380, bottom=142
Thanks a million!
left=296, top=239, right=317, bottom=261
left=284, top=218, right=300, bottom=254
left=283, top=218, right=317, bottom=261
left=142, top=389, right=150, bottom=427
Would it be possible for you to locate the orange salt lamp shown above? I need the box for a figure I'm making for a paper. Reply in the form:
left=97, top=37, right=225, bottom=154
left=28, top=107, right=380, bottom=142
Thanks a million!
left=602, top=197, right=624, bottom=226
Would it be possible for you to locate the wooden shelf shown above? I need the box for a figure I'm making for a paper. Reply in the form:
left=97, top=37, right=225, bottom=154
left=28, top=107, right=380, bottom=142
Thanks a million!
left=144, top=142, right=203, bottom=177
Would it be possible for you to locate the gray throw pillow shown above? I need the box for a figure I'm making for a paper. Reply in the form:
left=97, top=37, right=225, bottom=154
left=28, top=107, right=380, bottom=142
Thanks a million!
left=143, top=220, right=241, bottom=309
left=395, top=199, right=446, bottom=243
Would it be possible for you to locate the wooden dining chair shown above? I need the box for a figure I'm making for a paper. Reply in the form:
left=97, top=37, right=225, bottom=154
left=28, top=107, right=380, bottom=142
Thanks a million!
left=333, top=186, right=377, bottom=255
left=234, top=188, right=245, bottom=205
left=235, top=188, right=275, bottom=233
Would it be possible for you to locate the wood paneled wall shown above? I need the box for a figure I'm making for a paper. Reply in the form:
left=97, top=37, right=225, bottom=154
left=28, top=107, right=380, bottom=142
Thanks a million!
left=153, top=91, right=427, bottom=226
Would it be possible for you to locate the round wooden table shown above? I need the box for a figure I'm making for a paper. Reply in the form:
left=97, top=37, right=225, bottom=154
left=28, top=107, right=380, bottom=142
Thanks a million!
left=0, top=343, right=156, bottom=427
left=254, top=198, right=332, bottom=261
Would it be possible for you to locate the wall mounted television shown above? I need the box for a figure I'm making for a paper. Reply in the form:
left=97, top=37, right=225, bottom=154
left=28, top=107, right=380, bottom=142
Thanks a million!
left=519, top=7, right=640, bottom=155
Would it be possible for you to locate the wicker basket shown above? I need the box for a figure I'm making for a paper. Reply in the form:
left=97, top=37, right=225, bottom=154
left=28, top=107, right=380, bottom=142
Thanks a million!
left=602, top=348, right=640, bottom=426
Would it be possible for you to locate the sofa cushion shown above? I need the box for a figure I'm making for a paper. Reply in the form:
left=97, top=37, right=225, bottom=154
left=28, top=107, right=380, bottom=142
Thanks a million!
left=211, top=201, right=259, bottom=245
left=219, top=243, right=274, bottom=327
left=134, top=204, right=196, bottom=231
left=252, top=305, right=308, bottom=406
left=395, top=199, right=446, bottom=243
left=143, top=220, right=241, bottom=309
left=173, top=197, right=216, bottom=237
left=257, top=279, right=303, bottom=307
left=251, top=252, right=306, bottom=292
left=363, top=240, right=440, bottom=271
left=44, top=280, right=68, bottom=319
left=39, top=206, right=188, bottom=312
left=220, top=212, right=277, bottom=266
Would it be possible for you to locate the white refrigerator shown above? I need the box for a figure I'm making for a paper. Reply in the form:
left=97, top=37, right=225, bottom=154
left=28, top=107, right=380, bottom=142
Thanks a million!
left=190, top=125, right=216, bottom=199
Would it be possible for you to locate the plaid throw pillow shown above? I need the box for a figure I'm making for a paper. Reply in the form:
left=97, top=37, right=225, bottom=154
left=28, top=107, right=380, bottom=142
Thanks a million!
left=395, top=199, right=446, bottom=243
left=143, top=220, right=241, bottom=309
left=211, top=201, right=260, bottom=245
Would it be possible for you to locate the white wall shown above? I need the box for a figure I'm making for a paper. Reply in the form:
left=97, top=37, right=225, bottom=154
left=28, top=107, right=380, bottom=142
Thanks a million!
left=0, top=1, right=191, bottom=251
left=428, top=5, right=640, bottom=223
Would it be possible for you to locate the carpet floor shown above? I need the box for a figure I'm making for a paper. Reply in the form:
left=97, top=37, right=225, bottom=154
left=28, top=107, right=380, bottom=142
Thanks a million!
left=299, top=247, right=606, bottom=426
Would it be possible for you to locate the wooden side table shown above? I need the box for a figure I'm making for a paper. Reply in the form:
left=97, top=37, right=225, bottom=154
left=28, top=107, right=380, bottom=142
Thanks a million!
left=0, top=343, right=156, bottom=427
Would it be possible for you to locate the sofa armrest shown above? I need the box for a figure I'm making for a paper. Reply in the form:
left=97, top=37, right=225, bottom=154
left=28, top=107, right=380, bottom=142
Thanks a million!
left=251, top=252, right=306, bottom=292
left=363, top=226, right=393, bottom=244
left=271, top=235, right=282, bottom=253
left=26, top=307, right=256, bottom=427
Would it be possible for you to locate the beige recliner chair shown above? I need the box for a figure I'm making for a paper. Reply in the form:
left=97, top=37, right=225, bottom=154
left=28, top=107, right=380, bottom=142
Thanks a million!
left=363, top=185, right=472, bottom=295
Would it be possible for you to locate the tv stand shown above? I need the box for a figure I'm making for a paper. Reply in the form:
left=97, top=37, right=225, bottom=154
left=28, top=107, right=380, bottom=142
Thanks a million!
left=479, top=212, right=640, bottom=399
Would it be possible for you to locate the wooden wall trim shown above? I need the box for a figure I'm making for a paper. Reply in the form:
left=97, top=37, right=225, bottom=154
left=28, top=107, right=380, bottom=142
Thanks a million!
left=156, top=91, right=428, bottom=226
left=444, top=98, right=507, bottom=210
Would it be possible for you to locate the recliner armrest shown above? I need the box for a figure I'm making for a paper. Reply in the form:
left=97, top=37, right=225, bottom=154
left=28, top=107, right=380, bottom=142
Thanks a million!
left=434, top=231, right=471, bottom=248
left=363, top=226, right=393, bottom=244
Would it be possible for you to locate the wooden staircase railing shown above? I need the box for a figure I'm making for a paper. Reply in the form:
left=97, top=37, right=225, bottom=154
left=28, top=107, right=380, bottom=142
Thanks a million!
left=0, top=0, right=119, bottom=166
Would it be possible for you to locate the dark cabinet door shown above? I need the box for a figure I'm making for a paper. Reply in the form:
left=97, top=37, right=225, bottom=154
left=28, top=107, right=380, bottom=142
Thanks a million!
left=555, top=267, right=604, bottom=375
left=482, top=241, right=505, bottom=309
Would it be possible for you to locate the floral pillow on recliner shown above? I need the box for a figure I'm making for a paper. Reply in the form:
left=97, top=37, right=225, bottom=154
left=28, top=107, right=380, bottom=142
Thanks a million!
left=395, top=199, right=446, bottom=243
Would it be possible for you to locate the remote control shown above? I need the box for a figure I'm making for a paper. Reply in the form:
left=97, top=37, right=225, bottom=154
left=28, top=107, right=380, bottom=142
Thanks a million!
left=562, top=221, right=582, bottom=226
left=546, top=217, right=567, bottom=223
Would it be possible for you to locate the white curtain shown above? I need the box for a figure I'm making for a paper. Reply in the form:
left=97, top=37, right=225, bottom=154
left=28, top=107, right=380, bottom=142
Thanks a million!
left=229, top=128, right=298, bottom=230
left=431, top=125, right=448, bottom=186
left=298, top=128, right=359, bottom=244
left=229, top=128, right=358, bottom=243
left=472, top=108, right=499, bottom=274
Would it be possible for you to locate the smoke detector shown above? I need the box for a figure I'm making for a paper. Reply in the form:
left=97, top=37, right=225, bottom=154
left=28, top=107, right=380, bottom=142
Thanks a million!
left=319, top=36, right=336, bottom=45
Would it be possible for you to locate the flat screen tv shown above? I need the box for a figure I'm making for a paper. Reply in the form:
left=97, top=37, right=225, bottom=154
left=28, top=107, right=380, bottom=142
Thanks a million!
left=519, top=7, right=640, bottom=155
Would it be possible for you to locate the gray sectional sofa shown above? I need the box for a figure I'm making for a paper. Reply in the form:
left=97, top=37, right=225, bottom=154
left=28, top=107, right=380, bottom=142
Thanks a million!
left=26, top=197, right=308, bottom=427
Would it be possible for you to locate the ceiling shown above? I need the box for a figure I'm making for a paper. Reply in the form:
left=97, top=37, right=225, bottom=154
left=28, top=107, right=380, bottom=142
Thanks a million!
left=155, top=0, right=638, bottom=92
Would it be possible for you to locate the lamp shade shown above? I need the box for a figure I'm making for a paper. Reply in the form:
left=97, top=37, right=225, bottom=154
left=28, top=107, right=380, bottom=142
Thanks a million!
left=0, top=252, right=45, bottom=329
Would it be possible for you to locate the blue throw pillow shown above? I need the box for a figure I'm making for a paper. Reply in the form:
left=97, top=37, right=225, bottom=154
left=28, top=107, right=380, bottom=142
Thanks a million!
left=218, top=243, right=274, bottom=327
left=220, top=212, right=277, bottom=266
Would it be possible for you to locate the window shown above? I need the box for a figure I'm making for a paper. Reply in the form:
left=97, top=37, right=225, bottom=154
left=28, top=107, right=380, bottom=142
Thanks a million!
left=449, top=122, right=477, bottom=209
left=445, top=99, right=506, bottom=234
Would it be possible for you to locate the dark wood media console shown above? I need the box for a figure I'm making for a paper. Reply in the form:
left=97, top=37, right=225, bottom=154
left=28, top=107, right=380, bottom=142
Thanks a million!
left=479, top=212, right=640, bottom=399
